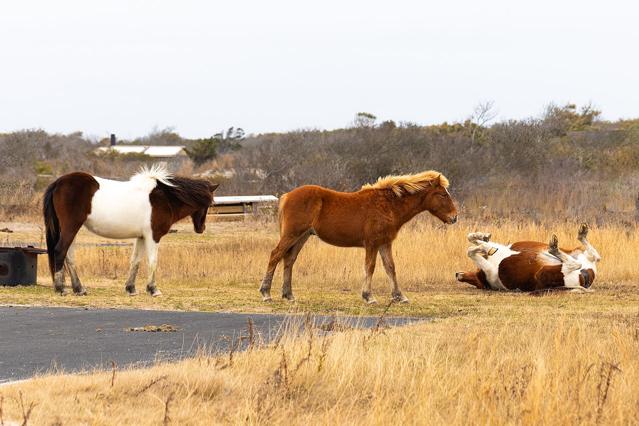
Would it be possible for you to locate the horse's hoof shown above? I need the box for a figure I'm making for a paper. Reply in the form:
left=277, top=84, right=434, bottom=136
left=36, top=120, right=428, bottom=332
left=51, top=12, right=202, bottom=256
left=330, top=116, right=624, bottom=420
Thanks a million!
left=578, top=223, right=589, bottom=241
left=282, top=294, right=295, bottom=302
left=392, top=294, right=409, bottom=304
left=56, top=289, right=68, bottom=296
left=151, top=290, right=163, bottom=297
left=260, top=288, right=272, bottom=301
left=74, top=289, right=88, bottom=296
left=548, top=234, right=560, bottom=257
left=366, top=298, right=378, bottom=305
left=127, top=291, right=138, bottom=297
left=455, top=272, right=465, bottom=281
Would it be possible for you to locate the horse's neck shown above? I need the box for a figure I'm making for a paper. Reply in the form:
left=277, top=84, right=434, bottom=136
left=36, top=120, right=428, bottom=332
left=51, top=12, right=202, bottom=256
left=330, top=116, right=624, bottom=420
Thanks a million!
left=390, top=191, right=428, bottom=226
left=172, top=203, right=194, bottom=222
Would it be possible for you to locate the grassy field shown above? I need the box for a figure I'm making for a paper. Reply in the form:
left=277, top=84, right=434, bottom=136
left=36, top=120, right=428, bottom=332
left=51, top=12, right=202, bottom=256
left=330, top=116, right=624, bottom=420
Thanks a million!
left=1, top=217, right=638, bottom=424
left=1, top=217, right=638, bottom=316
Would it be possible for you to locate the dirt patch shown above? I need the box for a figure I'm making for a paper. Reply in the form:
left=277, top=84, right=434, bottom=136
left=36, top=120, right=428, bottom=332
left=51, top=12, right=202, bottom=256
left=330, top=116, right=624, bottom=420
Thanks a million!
left=126, top=324, right=180, bottom=332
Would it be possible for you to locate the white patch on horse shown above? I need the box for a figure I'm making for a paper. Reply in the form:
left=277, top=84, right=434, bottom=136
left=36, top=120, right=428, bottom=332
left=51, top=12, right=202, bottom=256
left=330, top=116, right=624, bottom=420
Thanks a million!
left=85, top=175, right=158, bottom=239
left=467, top=242, right=517, bottom=291
left=538, top=251, right=562, bottom=266
left=541, top=249, right=588, bottom=289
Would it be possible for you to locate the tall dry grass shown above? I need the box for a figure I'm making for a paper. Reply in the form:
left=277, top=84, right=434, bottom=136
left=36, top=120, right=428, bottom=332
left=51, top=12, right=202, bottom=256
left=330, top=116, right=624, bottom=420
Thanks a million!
left=1, top=314, right=638, bottom=425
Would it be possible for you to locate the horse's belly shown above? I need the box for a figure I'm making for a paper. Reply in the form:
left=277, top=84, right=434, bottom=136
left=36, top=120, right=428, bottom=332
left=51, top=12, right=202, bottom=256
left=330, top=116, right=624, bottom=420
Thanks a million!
left=315, top=229, right=363, bottom=247
left=83, top=218, right=143, bottom=239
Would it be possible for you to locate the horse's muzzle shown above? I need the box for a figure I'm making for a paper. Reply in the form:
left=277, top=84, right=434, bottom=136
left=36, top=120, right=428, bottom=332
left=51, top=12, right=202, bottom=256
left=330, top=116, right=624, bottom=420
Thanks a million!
left=448, top=215, right=458, bottom=224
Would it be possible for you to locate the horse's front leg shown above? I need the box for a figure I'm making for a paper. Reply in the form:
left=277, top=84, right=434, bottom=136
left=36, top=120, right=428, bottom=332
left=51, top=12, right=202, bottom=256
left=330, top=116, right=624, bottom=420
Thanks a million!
left=467, top=244, right=506, bottom=291
left=143, top=237, right=162, bottom=296
left=379, top=243, right=409, bottom=303
left=124, top=237, right=145, bottom=296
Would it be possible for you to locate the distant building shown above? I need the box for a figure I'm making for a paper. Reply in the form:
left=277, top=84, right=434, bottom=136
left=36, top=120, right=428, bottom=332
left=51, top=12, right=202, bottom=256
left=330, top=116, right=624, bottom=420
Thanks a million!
left=95, top=145, right=187, bottom=159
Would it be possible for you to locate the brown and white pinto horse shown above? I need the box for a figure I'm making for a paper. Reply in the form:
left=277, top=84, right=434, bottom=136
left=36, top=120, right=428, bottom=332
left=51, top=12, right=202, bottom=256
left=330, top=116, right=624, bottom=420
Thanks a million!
left=43, top=165, right=218, bottom=296
left=259, top=171, right=458, bottom=303
left=456, top=224, right=601, bottom=292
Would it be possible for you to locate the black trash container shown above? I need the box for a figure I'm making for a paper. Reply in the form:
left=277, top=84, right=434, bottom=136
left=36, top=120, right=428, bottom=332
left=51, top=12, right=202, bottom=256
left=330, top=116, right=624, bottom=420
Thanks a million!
left=0, top=246, right=47, bottom=286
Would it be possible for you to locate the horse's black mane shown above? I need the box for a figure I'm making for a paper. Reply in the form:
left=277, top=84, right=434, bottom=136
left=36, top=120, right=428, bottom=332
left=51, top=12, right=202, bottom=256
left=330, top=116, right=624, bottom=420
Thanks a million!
left=155, top=176, right=213, bottom=209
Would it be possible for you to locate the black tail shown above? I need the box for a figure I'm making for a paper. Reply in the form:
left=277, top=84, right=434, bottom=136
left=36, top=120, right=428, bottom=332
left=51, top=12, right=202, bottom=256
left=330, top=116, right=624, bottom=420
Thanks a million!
left=43, top=180, right=60, bottom=278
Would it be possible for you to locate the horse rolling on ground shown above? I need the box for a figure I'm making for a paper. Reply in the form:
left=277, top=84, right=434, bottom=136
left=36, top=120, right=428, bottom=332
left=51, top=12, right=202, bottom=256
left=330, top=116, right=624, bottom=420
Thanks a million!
left=259, top=171, right=458, bottom=304
left=455, top=223, right=601, bottom=292
left=43, top=165, right=218, bottom=296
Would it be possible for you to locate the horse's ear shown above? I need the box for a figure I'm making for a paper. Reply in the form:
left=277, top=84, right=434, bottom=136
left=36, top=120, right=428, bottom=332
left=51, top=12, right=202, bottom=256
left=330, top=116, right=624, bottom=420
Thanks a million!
left=430, top=174, right=441, bottom=187
left=209, top=183, right=220, bottom=193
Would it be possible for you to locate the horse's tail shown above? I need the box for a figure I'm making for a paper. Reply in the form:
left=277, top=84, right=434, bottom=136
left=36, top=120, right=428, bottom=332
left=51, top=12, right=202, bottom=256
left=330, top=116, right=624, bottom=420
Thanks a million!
left=43, top=180, right=60, bottom=279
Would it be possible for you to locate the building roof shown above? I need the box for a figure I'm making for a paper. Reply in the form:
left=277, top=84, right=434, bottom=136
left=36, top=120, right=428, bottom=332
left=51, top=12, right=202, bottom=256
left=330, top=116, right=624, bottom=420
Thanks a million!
left=143, top=146, right=187, bottom=157
left=95, top=145, right=187, bottom=158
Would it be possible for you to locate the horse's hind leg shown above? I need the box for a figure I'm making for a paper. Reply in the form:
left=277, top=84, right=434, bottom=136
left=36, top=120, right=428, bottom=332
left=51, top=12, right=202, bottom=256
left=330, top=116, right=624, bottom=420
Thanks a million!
left=124, top=237, right=145, bottom=296
left=361, top=245, right=379, bottom=304
left=548, top=234, right=582, bottom=273
left=380, top=243, right=409, bottom=303
left=64, top=242, right=86, bottom=295
left=260, top=234, right=304, bottom=301
left=281, top=233, right=311, bottom=301
left=577, top=223, right=601, bottom=262
left=53, top=227, right=83, bottom=295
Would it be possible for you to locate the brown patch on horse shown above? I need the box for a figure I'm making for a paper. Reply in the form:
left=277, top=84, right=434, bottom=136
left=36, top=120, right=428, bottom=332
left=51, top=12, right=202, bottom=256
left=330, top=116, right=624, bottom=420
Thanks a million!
left=495, top=249, right=545, bottom=291
left=43, top=172, right=99, bottom=279
left=496, top=244, right=571, bottom=291
left=149, top=176, right=216, bottom=242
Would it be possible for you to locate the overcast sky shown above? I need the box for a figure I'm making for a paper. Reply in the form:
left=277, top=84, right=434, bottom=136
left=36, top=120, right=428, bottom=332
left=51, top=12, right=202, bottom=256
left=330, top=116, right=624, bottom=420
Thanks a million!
left=1, top=1, right=637, bottom=139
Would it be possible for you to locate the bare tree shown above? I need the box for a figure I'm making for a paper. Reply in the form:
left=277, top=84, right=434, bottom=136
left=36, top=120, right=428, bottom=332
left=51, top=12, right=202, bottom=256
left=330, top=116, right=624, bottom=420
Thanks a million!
left=469, top=100, right=498, bottom=145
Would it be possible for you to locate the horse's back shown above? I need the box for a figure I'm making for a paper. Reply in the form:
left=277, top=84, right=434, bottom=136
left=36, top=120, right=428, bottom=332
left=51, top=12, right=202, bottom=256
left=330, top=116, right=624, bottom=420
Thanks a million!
left=279, top=185, right=369, bottom=246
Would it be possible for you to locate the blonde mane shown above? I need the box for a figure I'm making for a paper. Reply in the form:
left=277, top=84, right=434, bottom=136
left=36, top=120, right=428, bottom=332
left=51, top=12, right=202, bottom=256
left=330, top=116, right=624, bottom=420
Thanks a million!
left=361, top=170, right=449, bottom=197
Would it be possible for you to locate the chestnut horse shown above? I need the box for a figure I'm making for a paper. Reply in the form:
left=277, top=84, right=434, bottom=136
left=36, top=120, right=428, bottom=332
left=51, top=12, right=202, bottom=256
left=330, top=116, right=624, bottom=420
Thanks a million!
left=43, top=165, right=218, bottom=296
left=456, top=224, right=600, bottom=292
left=259, top=171, right=458, bottom=303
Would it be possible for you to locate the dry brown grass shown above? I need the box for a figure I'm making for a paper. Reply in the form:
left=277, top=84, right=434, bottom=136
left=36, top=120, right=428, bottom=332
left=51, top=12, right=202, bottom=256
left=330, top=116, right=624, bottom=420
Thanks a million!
left=1, top=314, right=638, bottom=425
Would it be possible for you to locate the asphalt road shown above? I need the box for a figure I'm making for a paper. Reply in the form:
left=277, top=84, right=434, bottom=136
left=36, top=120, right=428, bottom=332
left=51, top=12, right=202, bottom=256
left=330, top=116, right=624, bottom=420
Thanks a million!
left=0, top=306, right=418, bottom=383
